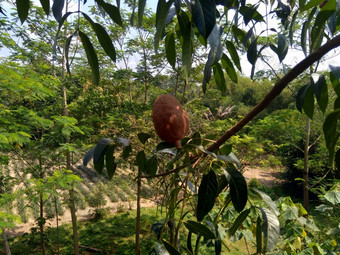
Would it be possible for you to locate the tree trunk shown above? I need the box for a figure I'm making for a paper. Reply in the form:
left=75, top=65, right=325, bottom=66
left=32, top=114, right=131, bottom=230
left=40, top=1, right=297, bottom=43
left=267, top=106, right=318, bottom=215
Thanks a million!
left=39, top=195, right=46, bottom=255
left=135, top=171, right=141, bottom=255
left=2, top=229, right=11, bottom=255
left=55, top=197, right=60, bottom=255
left=69, top=188, right=80, bottom=255
left=303, top=117, right=310, bottom=213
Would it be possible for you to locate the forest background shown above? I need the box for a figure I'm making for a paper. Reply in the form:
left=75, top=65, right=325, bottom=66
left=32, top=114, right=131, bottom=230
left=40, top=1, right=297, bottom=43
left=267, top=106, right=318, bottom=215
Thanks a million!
left=0, top=0, right=339, bottom=254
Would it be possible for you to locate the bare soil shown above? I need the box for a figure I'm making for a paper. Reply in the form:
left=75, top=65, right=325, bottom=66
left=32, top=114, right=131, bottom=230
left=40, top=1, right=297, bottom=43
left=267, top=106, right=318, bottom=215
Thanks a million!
left=243, top=167, right=286, bottom=187
left=8, top=167, right=284, bottom=238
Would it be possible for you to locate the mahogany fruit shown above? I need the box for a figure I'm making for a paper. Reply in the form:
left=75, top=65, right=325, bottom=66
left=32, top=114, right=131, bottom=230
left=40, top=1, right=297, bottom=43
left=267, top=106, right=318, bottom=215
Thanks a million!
left=152, top=94, right=189, bottom=148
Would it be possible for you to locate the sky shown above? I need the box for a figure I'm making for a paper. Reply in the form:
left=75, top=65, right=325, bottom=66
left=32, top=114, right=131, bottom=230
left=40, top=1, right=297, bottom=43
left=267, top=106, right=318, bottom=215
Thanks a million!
left=0, top=0, right=339, bottom=77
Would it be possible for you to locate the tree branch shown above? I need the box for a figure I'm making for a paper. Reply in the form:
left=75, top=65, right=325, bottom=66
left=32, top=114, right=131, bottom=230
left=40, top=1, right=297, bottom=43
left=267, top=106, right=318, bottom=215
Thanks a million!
left=207, top=34, right=340, bottom=152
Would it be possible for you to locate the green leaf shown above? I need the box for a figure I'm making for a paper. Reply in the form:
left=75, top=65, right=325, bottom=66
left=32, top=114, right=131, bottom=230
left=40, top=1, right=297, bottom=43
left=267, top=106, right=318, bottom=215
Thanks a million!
left=297, top=84, right=315, bottom=119
left=65, top=33, right=75, bottom=76
left=155, top=0, right=174, bottom=51
left=283, top=206, right=299, bottom=220
left=106, top=145, right=117, bottom=179
left=191, top=0, right=216, bottom=39
left=240, top=5, right=263, bottom=25
left=16, top=0, right=30, bottom=24
left=247, top=39, right=257, bottom=65
left=277, top=33, right=288, bottom=62
left=187, top=231, right=193, bottom=254
left=296, top=84, right=308, bottom=112
left=330, top=66, right=340, bottom=96
left=82, top=13, right=116, bottom=62
left=228, top=209, right=250, bottom=237
left=313, top=75, right=328, bottom=113
left=83, top=147, right=95, bottom=166
left=220, top=144, right=232, bottom=156
left=224, top=168, right=247, bottom=212
left=213, top=63, right=226, bottom=94
left=197, top=170, right=218, bottom=221
left=165, top=32, right=176, bottom=69
left=310, top=24, right=324, bottom=53
left=221, top=54, right=238, bottom=83
left=323, top=109, right=340, bottom=165
left=286, top=222, right=303, bottom=238
left=256, top=216, right=262, bottom=254
left=324, top=189, right=340, bottom=205
left=260, top=208, right=280, bottom=252
left=161, top=239, right=181, bottom=255
left=52, top=0, right=65, bottom=23
left=123, top=144, right=132, bottom=159
left=136, top=151, right=146, bottom=173
left=146, top=156, right=158, bottom=177
left=137, top=132, right=151, bottom=144
left=300, top=0, right=324, bottom=11
left=137, top=0, right=146, bottom=27
left=79, top=31, right=100, bottom=85
left=253, top=188, right=279, bottom=216
left=184, top=221, right=216, bottom=239
left=95, top=0, right=122, bottom=26
left=93, top=23, right=116, bottom=62
left=226, top=41, right=241, bottom=72
left=39, top=0, right=50, bottom=16
left=94, top=138, right=112, bottom=165
left=289, top=10, right=298, bottom=46
left=336, top=149, right=340, bottom=171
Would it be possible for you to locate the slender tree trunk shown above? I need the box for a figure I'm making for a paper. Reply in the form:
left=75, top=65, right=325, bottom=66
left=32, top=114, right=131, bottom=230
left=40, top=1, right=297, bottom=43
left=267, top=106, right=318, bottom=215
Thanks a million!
left=39, top=195, right=46, bottom=255
left=303, top=117, right=310, bottom=213
left=61, top=2, right=79, bottom=252
left=55, top=196, right=60, bottom=255
left=135, top=170, right=141, bottom=255
left=2, top=229, right=11, bottom=255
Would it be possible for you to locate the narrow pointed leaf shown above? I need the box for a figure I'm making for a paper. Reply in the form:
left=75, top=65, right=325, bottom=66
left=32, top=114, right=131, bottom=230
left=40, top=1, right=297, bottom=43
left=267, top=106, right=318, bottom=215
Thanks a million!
left=224, top=168, right=247, bottom=212
left=16, top=0, right=30, bottom=24
left=226, top=41, right=241, bottom=71
left=260, top=208, right=280, bottom=252
left=213, top=63, right=226, bottom=94
left=191, top=0, right=216, bottom=39
left=136, top=151, right=146, bottom=173
left=93, top=23, right=116, bottom=62
left=197, top=170, right=218, bottom=221
left=228, top=209, right=250, bottom=237
left=137, top=132, right=151, bottom=144
left=52, top=0, right=65, bottom=23
left=161, top=239, right=181, bottom=255
left=146, top=156, right=158, bottom=177
left=303, top=84, right=315, bottom=119
left=165, top=32, right=176, bottom=70
left=247, top=39, right=257, bottom=65
left=313, top=75, right=328, bottom=113
left=154, top=0, right=174, bottom=51
left=330, top=69, right=340, bottom=96
left=83, top=147, right=95, bottom=166
left=65, top=33, right=74, bottom=76
left=94, top=138, right=113, bottom=164
left=53, top=12, right=74, bottom=54
left=39, top=0, right=50, bottom=15
left=336, top=149, right=340, bottom=171
left=138, top=0, right=146, bottom=27
left=221, top=54, right=238, bottom=83
left=106, top=145, right=117, bottom=179
left=253, top=188, right=279, bottom=216
left=79, top=31, right=100, bottom=85
left=289, top=10, right=298, bottom=46
left=95, top=0, right=122, bottom=26
left=323, top=109, right=340, bottom=165
left=184, top=221, right=216, bottom=239
left=123, top=144, right=132, bottom=159
left=277, top=33, right=288, bottom=62
left=187, top=231, right=193, bottom=253
left=256, top=216, right=262, bottom=254
left=296, top=84, right=308, bottom=112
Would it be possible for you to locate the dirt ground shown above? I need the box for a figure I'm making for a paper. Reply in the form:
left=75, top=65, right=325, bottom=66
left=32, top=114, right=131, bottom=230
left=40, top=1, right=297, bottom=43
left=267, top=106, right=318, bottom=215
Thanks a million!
left=8, top=167, right=284, bottom=238
left=243, top=167, right=285, bottom=187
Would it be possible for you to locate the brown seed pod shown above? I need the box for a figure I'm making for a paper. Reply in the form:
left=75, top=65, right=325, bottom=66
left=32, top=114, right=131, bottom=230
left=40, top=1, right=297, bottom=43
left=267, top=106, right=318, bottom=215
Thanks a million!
left=152, top=94, right=189, bottom=148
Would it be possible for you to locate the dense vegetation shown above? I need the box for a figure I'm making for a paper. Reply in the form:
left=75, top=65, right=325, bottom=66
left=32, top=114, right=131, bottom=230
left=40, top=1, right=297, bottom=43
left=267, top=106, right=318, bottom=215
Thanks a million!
left=0, top=0, right=340, bottom=254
